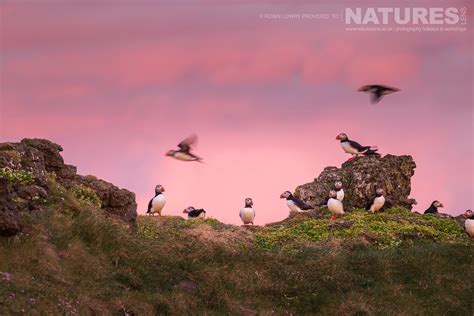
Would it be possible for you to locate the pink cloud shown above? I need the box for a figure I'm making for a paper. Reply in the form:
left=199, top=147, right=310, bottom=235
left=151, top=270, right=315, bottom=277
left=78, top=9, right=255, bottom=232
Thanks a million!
left=1, top=0, right=472, bottom=225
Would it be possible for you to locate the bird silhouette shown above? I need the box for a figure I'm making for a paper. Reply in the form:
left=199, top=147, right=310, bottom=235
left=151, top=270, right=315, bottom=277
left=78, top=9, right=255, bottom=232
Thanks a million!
left=359, top=85, right=400, bottom=104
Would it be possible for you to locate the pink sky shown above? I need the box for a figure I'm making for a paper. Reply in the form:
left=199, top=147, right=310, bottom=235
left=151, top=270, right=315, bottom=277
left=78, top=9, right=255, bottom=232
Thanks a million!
left=0, top=1, right=472, bottom=224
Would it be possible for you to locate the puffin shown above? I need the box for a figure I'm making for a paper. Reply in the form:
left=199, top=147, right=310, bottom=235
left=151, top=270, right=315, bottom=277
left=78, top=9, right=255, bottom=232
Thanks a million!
left=280, top=191, right=312, bottom=213
left=358, top=85, right=400, bottom=104
left=327, top=190, right=344, bottom=221
left=334, top=181, right=344, bottom=201
left=463, top=210, right=474, bottom=238
left=366, top=188, right=385, bottom=214
left=166, top=134, right=203, bottom=162
left=183, top=206, right=206, bottom=219
left=336, top=133, right=379, bottom=160
left=424, top=200, right=444, bottom=214
left=146, top=184, right=166, bottom=216
left=239, top=198, right=255, bottom=225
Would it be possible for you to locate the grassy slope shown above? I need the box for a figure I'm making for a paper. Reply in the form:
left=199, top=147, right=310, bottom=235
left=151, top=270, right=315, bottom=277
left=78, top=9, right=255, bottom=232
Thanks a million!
left=0, top=183, right=473, bottom=315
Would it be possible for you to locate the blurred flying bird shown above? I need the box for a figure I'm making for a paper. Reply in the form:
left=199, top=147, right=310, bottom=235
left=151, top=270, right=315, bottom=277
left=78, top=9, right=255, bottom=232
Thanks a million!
left=359, top=85, right=400, bottom=103
left=166, top=134, right=203, bottom=162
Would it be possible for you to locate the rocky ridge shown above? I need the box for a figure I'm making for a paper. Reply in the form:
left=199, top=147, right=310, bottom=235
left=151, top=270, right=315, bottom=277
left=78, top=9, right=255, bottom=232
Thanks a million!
left=0, top=139, right=137, bottom=236
left=294, top=154, right=417, bottom=212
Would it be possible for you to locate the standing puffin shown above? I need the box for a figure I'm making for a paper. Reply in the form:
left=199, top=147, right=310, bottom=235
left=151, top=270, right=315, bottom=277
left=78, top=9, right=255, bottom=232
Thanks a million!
left=239, top=198, right=255, bottom=225
left=463, top=210, right=474, bottom=239
left=424, top=200, right=444, bottom=214
left=183, top=206, right=206, bottom=219
left=280, top=191, right=312, bottom=213
left=166, top=134, right=203, bottom=162
left=327, top=190, right=344, bottom=221
left=358, top=85, right=400, bottom=104
left=334, top=181, right=344, bottom=201
left=146, top=184, right=166, bottom=216
left=366, top=188, right=386, bottom=214
left=336, top=133, right=379, bottom=160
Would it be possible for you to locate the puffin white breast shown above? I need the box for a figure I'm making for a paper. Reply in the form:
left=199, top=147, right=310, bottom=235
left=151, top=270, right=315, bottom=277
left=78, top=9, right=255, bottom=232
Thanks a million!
left=173, top=152, right=197, bottom=161
left=465, top=219, right=474, bottom=237
left=286, top=200, right=302, bottom=213
left=341, top=142, right=360, bottom=154
left=240, top=207, right=255, bottom=224
left=151, top=194, right=166, bottom=213
left=336, top=189, right=344, bottom=201
left=371, top=196, right=385, bottom=212
left=327, top=198, right=344, bottom=215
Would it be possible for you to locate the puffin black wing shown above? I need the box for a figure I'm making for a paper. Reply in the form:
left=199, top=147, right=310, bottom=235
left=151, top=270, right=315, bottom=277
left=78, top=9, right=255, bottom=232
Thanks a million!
left=147, top=198, right=153, bottom=214
left=359, top=85, right=400, bottom=104
left=188, top=208, right=206, bottom=217
left=380, top=85, right=400, bottom=94
left=371, top=90, right=383, bottom=103
left=348, top=140, right=369, bottom=152
left=358, top=85, right=373, bottom=92
left=348, top=140, right=379, bottom=155
left=424, top=205, right=438, bottom=214
left=178, top=134, right=198, bottom=153
left=293, top=198, right=312, bottom=210
left=365, top=197, right=375, bottom=210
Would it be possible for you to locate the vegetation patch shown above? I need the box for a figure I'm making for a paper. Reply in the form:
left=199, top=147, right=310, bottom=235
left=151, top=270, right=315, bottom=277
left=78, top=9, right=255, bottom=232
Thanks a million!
left=70, top=184, right=101, bottom=208
left=255, top=207, right=469, bottom=250
left=0, top=167, right=34, bottom=186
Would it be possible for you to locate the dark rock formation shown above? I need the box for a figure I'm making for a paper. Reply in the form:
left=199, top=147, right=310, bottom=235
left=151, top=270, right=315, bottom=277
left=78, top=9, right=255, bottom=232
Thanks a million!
left=295, top=155, right=417, bottom=211
left=0, top=139, right=137, bottom=236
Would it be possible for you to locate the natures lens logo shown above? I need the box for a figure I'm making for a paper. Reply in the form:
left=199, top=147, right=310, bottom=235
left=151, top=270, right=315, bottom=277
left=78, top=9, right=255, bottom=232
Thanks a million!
left=345, top=7, right=466, bottom=25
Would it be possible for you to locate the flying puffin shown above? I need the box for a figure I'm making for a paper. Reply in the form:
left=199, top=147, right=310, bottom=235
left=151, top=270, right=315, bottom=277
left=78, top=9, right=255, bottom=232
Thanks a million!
left=280, top=191, right=312, bottom=214
left=327, top=190, right=344, bottom=221
left=183, top=206, right=206, bottom=219
left=424, top=200, right=444, bottom=214
left=239, top=198, right=255, bottom=225
left=336, top=133, right=379, bottom=160
left=358, top=85, right=400, bottom=104
left=366, top=188, right=385, bottom=214
left=334, top=181, right=344, bottom=201
left=166, top=134, right=203, bottom=162
left=463, top=210, right=474, bottom=238
left=146, top=184, right=166, bottom=216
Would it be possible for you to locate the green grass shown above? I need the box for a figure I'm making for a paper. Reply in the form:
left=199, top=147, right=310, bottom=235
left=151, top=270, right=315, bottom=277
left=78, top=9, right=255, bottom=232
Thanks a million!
left=255, top=207, right=469, bottom=250
left=0, top=187, right=473, bottom=314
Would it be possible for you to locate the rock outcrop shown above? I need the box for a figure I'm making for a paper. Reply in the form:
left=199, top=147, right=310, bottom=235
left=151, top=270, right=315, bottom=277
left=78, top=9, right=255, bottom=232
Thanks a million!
left=295, top=155, right=417, bottom=211
left=0, top=139, right=137, bottom=236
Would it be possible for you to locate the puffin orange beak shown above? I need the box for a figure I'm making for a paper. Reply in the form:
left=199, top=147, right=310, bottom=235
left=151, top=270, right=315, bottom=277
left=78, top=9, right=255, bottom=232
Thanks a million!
left=336, top=135, right=341, bottom=140
left=439, top=203, right=444, bottom=208
left=280, top=194, right=285, bottom=199
left=161, top=188, right=165, bottom=192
